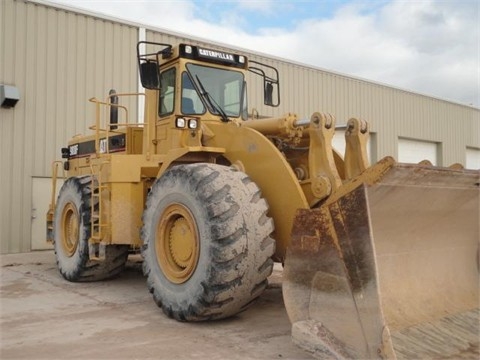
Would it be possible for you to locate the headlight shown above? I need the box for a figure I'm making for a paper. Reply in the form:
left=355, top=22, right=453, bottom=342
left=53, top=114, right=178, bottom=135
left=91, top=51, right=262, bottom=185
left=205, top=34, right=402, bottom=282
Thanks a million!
left=176, top=118, right=186, bottom=128
left=188, top=119, right=198, bottom=129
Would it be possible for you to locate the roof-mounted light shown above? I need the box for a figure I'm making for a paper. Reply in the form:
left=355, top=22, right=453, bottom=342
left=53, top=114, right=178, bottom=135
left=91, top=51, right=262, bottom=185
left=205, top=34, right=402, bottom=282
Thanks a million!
left=185, top=45, right=193, bottom=54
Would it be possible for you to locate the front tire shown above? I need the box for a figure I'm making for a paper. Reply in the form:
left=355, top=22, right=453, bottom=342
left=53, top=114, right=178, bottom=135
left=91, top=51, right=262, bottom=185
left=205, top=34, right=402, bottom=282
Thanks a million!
left=53, top=176, right=129, bottom=282
left=141, top=163, right=275, bottom=321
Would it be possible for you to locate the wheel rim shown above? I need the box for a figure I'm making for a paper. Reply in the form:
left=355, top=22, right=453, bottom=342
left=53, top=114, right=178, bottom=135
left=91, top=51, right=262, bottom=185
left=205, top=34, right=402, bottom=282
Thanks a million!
left=156, top=203, right=200, bottom=284
left=61, top=202, right=79, bottom=257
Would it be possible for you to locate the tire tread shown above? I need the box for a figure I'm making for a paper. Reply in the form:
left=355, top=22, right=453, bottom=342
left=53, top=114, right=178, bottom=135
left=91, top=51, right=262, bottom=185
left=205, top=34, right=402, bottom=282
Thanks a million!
left=54, top=176, right=129, bottom=282
left=141, top=164, right=275, bottom=321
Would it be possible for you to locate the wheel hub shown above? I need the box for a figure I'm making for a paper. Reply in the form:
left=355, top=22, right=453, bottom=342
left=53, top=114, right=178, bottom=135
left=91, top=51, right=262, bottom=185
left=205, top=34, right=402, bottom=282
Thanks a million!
left=169, top=218, right=195, bottom=268
left=157, top=204, right=200, bottom=284
left=61, top=203, right=79, bottom=257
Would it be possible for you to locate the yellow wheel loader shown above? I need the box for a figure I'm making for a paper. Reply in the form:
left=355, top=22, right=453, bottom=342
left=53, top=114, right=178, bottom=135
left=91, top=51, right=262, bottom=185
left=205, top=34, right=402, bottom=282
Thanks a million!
left=46, top=42, right=479, bottom=357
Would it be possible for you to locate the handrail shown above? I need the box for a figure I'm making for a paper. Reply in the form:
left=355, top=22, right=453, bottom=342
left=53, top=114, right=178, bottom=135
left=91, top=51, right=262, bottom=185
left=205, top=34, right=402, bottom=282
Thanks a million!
left=46, top=161, right=66, bottom=242
left=50, top=161, right=65, bottom=210
left=88, top=92, right=146, bottom=156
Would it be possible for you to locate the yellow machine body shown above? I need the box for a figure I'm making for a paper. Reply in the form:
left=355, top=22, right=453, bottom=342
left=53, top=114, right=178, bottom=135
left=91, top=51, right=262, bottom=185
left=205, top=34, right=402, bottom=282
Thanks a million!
left=46, top=42, right=479, bottom=356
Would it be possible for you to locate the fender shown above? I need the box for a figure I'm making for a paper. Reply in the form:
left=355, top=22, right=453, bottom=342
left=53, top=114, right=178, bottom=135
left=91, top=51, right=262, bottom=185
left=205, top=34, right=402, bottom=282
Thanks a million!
left=204, top=121, right=309, bottom=261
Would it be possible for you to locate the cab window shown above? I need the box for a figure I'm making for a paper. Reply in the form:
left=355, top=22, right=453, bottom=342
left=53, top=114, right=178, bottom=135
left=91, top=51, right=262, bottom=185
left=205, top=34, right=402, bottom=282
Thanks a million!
left=159, top=67, right=176, bottom=117
left=181, top=72, right=205, bottom=115
left=186, top=63, right=244, bottom=117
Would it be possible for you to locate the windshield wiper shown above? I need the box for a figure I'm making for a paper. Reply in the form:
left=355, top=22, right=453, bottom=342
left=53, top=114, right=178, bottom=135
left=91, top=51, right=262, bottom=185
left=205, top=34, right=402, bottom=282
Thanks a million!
left=195, top=75, right=229, bottom=123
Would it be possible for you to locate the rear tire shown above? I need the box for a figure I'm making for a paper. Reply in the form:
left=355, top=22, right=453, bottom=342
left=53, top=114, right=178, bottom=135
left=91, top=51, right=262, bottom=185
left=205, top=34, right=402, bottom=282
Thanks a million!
left=141, top=163, right=275, bottom=321
left=53, top=176, right=129, bottom=282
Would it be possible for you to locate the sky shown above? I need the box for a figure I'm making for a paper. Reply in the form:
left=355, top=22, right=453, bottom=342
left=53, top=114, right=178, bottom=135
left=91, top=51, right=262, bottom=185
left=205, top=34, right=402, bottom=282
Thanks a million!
left=48, top=0, right=479, bottom=107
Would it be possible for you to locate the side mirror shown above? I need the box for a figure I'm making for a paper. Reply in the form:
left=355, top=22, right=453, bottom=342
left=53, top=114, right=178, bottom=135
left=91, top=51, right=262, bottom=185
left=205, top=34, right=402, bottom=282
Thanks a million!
left=249, top=61, right=280, bottom=107
left=264, top=82, right=274, bottom=106
left=139, top=62, right=160, bottom=90
left=137, top=41, right=172, bottom=91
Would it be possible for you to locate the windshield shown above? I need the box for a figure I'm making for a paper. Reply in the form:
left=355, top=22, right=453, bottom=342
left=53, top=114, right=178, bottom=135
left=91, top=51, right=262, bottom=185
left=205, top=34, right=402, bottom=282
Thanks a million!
left=186, top=63, right=245, bottom=118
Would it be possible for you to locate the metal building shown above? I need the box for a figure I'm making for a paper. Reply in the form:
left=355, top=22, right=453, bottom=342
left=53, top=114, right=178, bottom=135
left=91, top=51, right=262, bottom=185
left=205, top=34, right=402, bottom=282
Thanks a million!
left=1, top=0, right=479, bottom=254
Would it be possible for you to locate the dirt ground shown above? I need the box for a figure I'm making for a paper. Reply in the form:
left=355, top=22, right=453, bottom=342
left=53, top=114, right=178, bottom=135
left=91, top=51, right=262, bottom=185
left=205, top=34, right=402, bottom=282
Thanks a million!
left=0, top=251, right=312, bottom=360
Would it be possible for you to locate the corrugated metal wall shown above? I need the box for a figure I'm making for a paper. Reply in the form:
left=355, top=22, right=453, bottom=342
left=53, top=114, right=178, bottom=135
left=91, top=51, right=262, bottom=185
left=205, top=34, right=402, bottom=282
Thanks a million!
left=1, top=0, right=478, bottom=253
left=0, top=0, right=138, bottom=253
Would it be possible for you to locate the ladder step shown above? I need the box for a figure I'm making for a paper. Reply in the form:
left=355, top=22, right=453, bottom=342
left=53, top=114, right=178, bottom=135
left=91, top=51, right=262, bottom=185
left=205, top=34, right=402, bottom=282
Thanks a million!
left=89, top=163, right=111, bottom=242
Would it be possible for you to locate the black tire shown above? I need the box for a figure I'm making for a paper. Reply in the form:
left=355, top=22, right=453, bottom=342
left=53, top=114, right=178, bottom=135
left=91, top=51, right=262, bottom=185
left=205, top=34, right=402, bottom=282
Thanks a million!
left=53, top=176, right=129, bottom=282
left=141, top=163, right=275, bottom=321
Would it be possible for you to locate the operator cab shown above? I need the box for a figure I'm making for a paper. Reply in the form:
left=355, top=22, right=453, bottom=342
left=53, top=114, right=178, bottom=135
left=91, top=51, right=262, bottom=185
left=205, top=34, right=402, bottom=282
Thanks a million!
left=137, top=42, right=280, bottom=123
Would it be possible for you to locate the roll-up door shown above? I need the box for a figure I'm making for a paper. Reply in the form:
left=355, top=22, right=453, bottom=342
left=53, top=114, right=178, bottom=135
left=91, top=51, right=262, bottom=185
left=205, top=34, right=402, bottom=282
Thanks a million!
left=466, top=147, right=480, bottom=169
left=398, top=138, right=438, bottom=165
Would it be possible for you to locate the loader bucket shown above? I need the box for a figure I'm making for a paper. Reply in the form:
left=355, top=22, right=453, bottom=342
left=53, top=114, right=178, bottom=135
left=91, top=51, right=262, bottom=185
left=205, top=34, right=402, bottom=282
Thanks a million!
left=283, top=157, right=480, bottom=359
